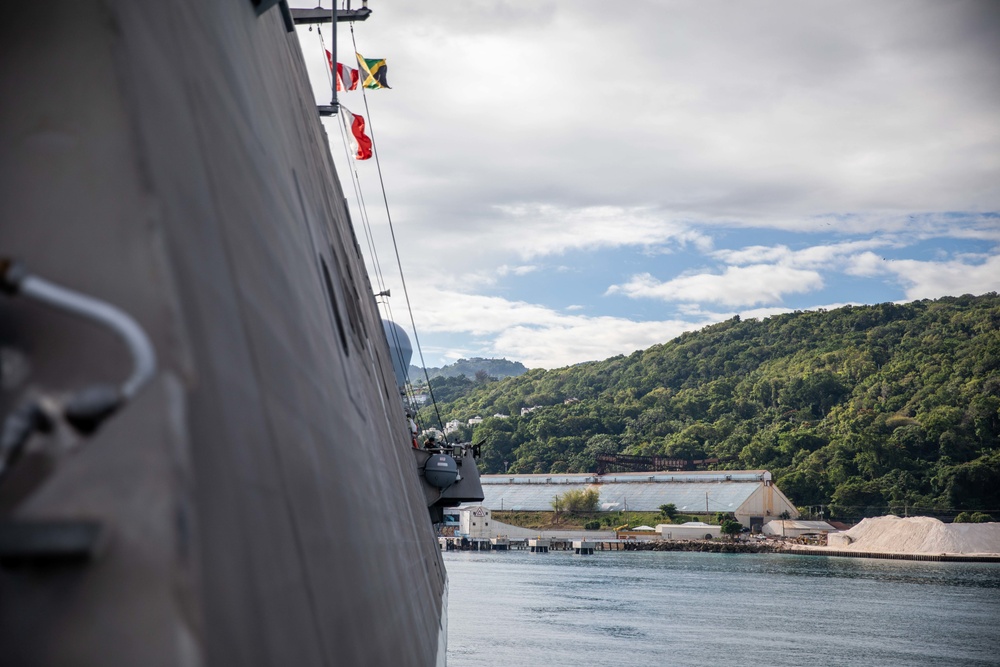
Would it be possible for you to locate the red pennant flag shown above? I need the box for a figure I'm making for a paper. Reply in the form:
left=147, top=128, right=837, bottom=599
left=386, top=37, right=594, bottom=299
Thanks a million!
left=343, top=109, right=372, bottom=160
left=326, top=51, right=358, bottom=91
left=337, top=63, right=359, bottom=92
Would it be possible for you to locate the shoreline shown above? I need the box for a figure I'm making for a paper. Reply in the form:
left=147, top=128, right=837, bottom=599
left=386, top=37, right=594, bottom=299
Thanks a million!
left=781, top=543, right=1000, bottom=563
left=444, top=537, right=1000, bottom=562
left=786, top=548, right=1000, bottom=563
left=607, top=539, right=1000, bottom=562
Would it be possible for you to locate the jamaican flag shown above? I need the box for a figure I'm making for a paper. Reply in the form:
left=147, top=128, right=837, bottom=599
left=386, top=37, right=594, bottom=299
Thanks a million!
left=356, top=53, right=391, bottom=90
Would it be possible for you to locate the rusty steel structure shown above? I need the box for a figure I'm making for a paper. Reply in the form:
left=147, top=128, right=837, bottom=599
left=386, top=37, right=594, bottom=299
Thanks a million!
left=595, top=453, right=731, bottom=475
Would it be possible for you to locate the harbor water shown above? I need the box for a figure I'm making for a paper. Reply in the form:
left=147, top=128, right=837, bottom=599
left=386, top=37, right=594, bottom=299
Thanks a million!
left=445, top=550, right=1000, bottom=666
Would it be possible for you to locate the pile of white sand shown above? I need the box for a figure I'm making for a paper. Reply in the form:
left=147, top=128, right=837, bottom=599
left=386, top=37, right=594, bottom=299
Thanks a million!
left=831, top=515, right=1000, bottom=555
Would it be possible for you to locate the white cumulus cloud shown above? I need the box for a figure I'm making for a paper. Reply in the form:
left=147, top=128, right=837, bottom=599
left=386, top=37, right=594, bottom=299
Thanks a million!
left=607, top=265, right=825, bottom=307
left=887, top=255, right=1000, bottom=300
left=404, top=287, right=716, bottom=368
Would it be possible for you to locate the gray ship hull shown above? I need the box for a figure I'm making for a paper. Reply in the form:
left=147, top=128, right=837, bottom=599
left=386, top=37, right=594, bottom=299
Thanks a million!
left=1, top=1, right=446, bottom=664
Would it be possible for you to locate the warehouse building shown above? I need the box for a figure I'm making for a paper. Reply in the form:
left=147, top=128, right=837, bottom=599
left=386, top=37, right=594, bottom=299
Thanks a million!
left=762, top=520, right=837, bottom=539
left=479, top=470, right=798, bottom=530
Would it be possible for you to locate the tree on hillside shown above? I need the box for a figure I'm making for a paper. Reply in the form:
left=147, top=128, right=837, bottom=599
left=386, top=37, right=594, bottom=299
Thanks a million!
left=552, top=488, right=599, bottom=513
left=425, top=374, right=474, bottom=404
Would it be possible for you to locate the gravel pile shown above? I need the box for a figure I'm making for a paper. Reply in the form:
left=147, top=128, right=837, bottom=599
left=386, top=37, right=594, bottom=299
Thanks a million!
left=832, top=515, right=1000, bottom=555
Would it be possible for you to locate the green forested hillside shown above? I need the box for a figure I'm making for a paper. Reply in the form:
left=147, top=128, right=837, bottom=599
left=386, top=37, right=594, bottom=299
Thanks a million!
left=419, top=294, right=1000, bottom=520
left=408, top=357, right=528, bottom=384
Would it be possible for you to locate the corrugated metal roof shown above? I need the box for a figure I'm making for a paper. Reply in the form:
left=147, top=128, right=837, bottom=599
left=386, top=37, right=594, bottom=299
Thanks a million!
left=482, top=470, right=768, bottom=485
left=764, top=520, right=836, bottom=532
left=481, top=479, right=764, bottom=513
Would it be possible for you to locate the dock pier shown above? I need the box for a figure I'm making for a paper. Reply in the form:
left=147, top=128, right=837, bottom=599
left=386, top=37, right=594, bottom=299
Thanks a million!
left=528, top=538, right=550, bottom=553
left=438, top=535, right=1000, bottom=561
left=438, top=536, right=530, bottom=551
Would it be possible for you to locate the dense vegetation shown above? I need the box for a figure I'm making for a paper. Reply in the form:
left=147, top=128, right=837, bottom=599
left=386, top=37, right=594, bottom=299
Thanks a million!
left=551, top=488, right=600, bottom=513
left=418, top=294, right=1000, bottom=521
left=408, top=357, right=527, bottom=384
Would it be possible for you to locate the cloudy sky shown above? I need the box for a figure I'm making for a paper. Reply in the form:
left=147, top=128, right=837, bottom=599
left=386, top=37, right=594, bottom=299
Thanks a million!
left=294, top=1, right=1000, bottom=370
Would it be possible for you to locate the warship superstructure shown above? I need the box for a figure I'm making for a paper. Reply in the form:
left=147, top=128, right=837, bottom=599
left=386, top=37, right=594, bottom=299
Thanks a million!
left=0, top=2, right=480, bottom=665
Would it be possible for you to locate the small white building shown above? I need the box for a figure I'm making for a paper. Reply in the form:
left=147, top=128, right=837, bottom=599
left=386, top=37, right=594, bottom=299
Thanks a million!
left=467, top=416, right=483, bottom=426
left=762, top=520, right=837, bottom=539
left=459, top=505, right=492, bottom=538
left=444, top=419, right=463, bottom=434
left=657, top=522, right=722, bottom=540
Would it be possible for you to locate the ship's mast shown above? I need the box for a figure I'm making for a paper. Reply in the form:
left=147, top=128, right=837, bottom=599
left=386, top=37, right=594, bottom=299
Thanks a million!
left=289, top=3, right=374, bottom=116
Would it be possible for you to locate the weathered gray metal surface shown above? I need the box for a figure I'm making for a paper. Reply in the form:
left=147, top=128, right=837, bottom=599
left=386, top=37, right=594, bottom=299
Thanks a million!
left=0, top=1, right=444, bottom=665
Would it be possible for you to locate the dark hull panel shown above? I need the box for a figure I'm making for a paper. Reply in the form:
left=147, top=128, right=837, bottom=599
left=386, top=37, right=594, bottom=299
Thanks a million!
left=0, top=2, right=445, bottom=665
